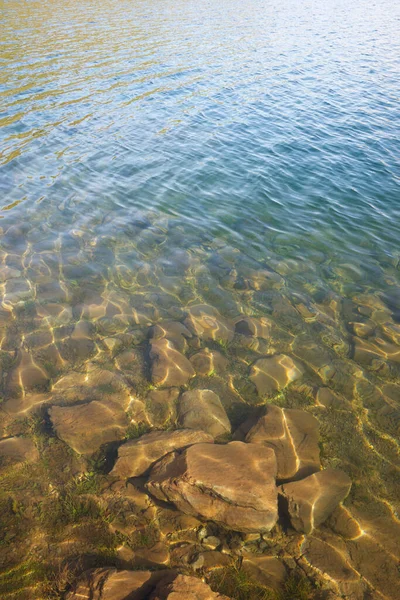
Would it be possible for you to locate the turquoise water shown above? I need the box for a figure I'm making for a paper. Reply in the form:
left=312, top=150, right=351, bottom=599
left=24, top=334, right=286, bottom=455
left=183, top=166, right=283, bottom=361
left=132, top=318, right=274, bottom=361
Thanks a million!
left=0, top=0, right=400, bottom=598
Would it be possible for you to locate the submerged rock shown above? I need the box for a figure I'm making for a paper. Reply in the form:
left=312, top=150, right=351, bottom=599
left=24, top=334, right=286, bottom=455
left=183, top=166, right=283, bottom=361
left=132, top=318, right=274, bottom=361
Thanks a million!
left=249, top=354, right=303, bottom=396
left=189, top=348, right=228, bottom=376
left=178, top=389, right=231, bottom=438
left=149, top=339, right=195, bottom=387
left=245, top=405, right=320, bottom=481
left=234, top=316, right=271, bottom=339
left=6, top=349, right=50, bottom=397
left=278, top=468, right=352, bottom=533
left=49, top=401, right=129, bottom=455
left=66, top=567, right=173, bottom=600
left=184, top=304, right=234, bottom=343
left=111, top=429, right=213, bottom=479
left=300, top=536, right=359, bottom=583
left=146, top=387, right=179, bottom=427
left=0, top=436, right=39, bottom=467
left=146, top=441, right=278, bottom=533
left=242, top=556, right=287, bottom=590
left=151, top=573, right=230, bottom=599
left=67, top=568, right=229, bottom=600
left=149, top=321, right=192, bottom=353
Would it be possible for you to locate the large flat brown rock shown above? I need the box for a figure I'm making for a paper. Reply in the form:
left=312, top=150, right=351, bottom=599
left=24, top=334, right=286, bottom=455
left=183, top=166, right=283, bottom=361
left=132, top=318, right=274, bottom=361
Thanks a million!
left=66, top=568, right=173, bottom=600
left=49, top=401, right=129, bottom=455
left=149, top=321, right=192, bottom=353
left=184, top=304, right=234, bottom=343
left=249, top=354, right=303, bottom=396
left=150, top=574, right=230, bottom=599
left=0, top=436, right=39, bottom=468
left=234, top=316, right=271, bottom=339
left=245, top=405, right=320, bottom=481
left=189, top=349, right=228, bottom=376
left=149, top=339, right=195, bottom=387
left=278, top=468, right=352, bottom=533
left=178, top=389, right=231, bottom=438
left=146, top=441, right=278, bottom=533
left=111, top=429, right=214, bottom=479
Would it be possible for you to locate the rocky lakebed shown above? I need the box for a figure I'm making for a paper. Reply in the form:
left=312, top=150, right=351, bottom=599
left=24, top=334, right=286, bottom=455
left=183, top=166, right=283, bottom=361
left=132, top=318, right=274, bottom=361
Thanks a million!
left=0, top=212, right=399, bottom=600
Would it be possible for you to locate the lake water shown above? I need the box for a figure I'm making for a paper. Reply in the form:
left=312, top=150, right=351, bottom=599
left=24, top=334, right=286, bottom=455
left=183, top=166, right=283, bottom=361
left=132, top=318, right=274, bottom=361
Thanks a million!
left=0, top=0, right=399, bottom=598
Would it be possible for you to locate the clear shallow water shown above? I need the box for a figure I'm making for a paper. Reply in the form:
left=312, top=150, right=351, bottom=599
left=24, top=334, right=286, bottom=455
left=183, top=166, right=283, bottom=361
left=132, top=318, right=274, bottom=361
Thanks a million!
left=0, top=0, right=400, bottom=598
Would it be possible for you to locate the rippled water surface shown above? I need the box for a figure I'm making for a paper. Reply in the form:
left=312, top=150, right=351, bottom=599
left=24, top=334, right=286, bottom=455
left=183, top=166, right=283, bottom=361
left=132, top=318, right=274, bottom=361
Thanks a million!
left=1, top=0, right=400, bottom=597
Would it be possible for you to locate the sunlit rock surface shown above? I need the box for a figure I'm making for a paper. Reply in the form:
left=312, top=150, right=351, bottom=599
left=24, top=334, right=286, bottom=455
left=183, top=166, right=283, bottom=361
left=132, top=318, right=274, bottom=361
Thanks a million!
left=149, top=321, right=193, bottom=353
left=249, top=354, right=303, bottom=396
left=234, top=316, right=271, bottom=339
left=145, top=387, right=180, bottom=427
left=178, top=389, right=231, bottom=438
left=149, top=338, right=195, bottom=387
left=111, top=429, right=214, bottom=479
left=245, top=405, right=320, bottom=481
left=49, top=401, right=129, bottom=454
left=189, top=348, right=228, bottom=375
left=278, top=468, right=352, bottom=533
left=184, top=304, right=234, bottom=343
left=242, top=556, right=287, bottom=590
left=151, top=574, right=231, bottom=599
left=146, top=441, right=278, bottom=532
left=0, top=436, right=39, bottom=468
left=66, top=568, right=173, bottom=600
left=67, top=569, right=230, bottom=600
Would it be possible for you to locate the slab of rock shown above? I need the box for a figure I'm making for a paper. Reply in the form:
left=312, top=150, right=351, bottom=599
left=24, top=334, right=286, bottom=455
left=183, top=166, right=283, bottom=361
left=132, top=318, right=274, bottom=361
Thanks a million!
left=150, top=574, right=230, bottom=600
left=111, top=429, right=213, bottom=479
left=301, top=537, right=359, bottom=583
left=189, top=349, right=228, bottom=376
left=184, top=304, right=234, bottom=343
left=66, top=567, right=174, bottom=600
left=315, top=387, right=350, bottom=409
left=149, top=339, right=195, bottom=387
left=234, top=316, right=271, bottom=339
left=245, top=405, right=320, bottom=481
left=146, top=388, right=179, bottom=427
left=249, top=354, right=303, bottom=396
left=242, top=556, right=287, bottom=590
left=49, top=401, right=129, bottom=455
left=178, top=389, right=231, bottom=438
left=149, top=321, right=192, bottom=353
left=146, top=441, right=278, bottom=533
left=6, top=349, right=50, bottom=397
left=0, top=436, right=39, bottom=467
left=278, top=468, right=352, bottom=533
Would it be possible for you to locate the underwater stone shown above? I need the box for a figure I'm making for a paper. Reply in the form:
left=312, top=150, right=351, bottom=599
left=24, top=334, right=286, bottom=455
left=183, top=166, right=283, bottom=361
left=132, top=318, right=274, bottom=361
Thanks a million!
left=278, top=468, right=352, bottom=533
left=66, top=567, right=173, bottom=600
left=150, top=574, right=231, bottom=599
left=49, top=401, right=129, bottom=455
left=178, top=389, right=231, bottom=438
left=149, top=320, right=192, bottom=353
left=315, top=387, right=350, bottom=409
left=245, top=405, right=320, bottom=481
left=0, top=436, right=39, bottom=468
left=149, top=338, right=195, bottom=387
left=189, top=348, right=228, bottom=376
left=249, top=354, right=303, bottom=396
left=111, top=429, right=213, bottom=479
left=184, top=304, right=234, bottom=343
left=0, top=266, right=21, bottom=282
left=242, top=556, right=287, bottom=590
left=300, top=536, right=359, bottom=583
left=234, top=316, right=271, bottom=339
left=6, top=349, right=50, bottom=397
left=145, top=387, right=179, bottom=428
left=146, top=442, right=278, bottom=533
